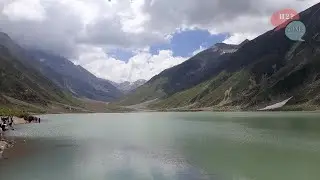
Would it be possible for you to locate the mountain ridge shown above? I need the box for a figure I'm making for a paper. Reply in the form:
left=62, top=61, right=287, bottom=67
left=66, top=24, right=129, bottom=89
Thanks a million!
left=109, top=79, right=147, bottom=94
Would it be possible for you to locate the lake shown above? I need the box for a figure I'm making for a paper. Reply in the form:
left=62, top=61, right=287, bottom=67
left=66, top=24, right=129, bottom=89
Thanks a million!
left=1, top=112, right=320, bottom=180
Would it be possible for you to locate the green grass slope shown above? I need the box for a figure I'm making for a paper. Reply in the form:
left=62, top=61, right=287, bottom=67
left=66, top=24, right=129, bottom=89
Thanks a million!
left=149, top=70, right=251, bottom=110
left=150, top=45, right=320, bottom=111
left=0, top=45, right=67, bottom=104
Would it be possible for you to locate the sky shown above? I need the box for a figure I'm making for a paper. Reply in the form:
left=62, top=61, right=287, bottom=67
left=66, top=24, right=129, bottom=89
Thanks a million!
left=0, top=0, right=318, bottom=83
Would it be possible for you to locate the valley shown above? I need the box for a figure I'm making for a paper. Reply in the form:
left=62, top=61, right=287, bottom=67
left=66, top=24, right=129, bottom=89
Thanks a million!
left=2, top=3, right=320, bottom=114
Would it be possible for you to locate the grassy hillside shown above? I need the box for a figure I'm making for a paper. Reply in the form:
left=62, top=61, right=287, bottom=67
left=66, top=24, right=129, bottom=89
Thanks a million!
left=150, top=45, right=320, bottom=111
left=148, top=70, right=251, bottom=110
left=148, top=71, right=232, bottom=109
left=0, top=45, right=69, bottom=105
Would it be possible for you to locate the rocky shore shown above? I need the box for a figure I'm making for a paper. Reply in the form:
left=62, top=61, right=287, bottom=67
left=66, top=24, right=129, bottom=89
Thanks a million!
left=0, top=140, right=14, bottom=159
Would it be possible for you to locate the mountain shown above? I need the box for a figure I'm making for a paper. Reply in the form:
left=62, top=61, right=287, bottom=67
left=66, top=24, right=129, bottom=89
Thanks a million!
left=0, top=32, right=77, bottom=113
left=24, top=49, right=123, bottom=102
left=0, top=32, right=132, bottom=114
left=118, top=42, right=241, bottom=105
left=148, top=3, right=320, bottom=111
left=0, top=32, right=122, bottom=102
left=110, top=79, right=147, bottom=94
left=120, top=3, right=320, bottom=111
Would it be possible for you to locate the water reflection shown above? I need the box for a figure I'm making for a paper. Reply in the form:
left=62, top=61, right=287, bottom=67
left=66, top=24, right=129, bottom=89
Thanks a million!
left=1, top=138, right=215, bottom=180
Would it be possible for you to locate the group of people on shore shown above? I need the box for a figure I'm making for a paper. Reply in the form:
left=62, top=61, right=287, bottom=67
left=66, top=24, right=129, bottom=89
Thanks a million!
left=24, top=116, right=41, bottom=124
left=0, top=115, right=41, bottom=137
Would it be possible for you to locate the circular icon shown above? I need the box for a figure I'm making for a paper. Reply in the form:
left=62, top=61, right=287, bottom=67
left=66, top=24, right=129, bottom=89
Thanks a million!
left=285, top=21, right=306, bottom=41
left=271, top=9, right=299, bottom=31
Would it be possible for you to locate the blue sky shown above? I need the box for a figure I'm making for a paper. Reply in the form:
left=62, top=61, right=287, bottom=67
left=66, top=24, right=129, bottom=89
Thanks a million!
left=109, top=49, right=135, bottom=62
left=110, top=29, right=229, bottom=62
left=151, top=30, right=229, bottom=57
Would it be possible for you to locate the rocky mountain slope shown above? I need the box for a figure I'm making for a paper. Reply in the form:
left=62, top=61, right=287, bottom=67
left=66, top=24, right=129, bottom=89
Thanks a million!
left=121, top=3, right=320, bottom=111
left=28, top=50, right=123, bottom=101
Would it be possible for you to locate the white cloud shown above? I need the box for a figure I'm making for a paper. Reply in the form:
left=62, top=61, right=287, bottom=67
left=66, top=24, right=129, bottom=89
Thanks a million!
left=0, top=0, right=319, bottom=82
left=2, top=0, right=46, bottom=21
left=223, top=33, right=260, bottom=45
left=74, top=45, right=187, bottom=82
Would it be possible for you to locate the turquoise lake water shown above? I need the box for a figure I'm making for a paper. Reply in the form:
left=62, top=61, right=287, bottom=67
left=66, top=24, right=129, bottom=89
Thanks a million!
left=1, top=112, right=320, bottom=180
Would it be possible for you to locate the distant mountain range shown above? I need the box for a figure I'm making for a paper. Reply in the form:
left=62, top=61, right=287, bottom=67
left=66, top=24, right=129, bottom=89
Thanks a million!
left=109, top=79, right=147, bottom=94
left=119, top=3, right=320, bottom=111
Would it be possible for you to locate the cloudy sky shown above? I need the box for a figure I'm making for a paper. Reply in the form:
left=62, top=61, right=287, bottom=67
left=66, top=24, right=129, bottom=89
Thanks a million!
left=0, top=0, right=318, bottom=83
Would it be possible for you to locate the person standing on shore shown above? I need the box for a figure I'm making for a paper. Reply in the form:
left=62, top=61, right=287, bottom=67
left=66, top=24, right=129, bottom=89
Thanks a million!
left=8, top=116, right=14, bottom=130
left=0, top=123, right=6, bottom=132
left=1, top=117, right=5, bottom=124
left=0, top=125, right=3, bottom=140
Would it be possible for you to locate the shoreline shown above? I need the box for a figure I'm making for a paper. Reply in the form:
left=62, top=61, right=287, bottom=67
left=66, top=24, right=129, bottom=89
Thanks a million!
left=0, top=116, right=34, bottom=160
